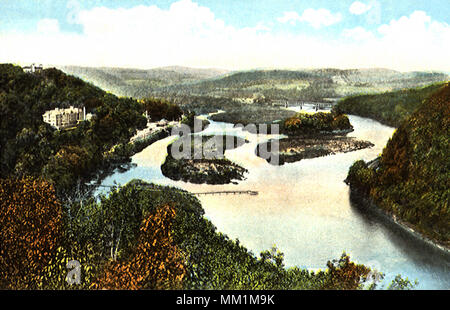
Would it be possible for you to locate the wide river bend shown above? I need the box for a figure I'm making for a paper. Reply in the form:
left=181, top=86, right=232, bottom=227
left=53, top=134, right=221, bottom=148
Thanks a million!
left=99, top=109, right=450, bottom=289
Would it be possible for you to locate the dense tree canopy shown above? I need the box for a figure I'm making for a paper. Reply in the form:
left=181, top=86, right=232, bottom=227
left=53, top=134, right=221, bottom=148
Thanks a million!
left=142, top=97, right=183, bottom=121
left=334, top=83, right=444, bottom=127
left=0, top=177, right=415, bottom=290
left=0, top=64, right=420, bottom=290
left=346, top=82, right=450, bottom=245
left=92, top=205, right=186, bottom=289
left=0, top=177, right=62, bottom=289
left=0, top=64, right=147, bottom=194
left=282, top=111, right=352, bottom=135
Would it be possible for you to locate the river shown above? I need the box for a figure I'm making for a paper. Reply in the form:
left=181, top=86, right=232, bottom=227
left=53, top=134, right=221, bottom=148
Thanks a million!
left=98, top=108, right=450, bottom=289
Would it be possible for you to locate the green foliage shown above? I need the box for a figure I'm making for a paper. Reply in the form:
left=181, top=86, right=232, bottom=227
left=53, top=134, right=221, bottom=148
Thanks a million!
left=91, top=205, right=186, bottom=290
left=322, top=253, right=372, bottom=290
left=334, top=82, right=445, bottom=127
left=1, top=178, right=406, bottom=290
left=346, top=83, right=450, bottom=245
left=346, top=160, right=376, bottom=194
left=210, top=106, right=296, bottom=127
left=180, top=111, right=210, bottom=131
left=387, top=275, right=418, bottom=290
left=69, top=181, right=386, bottom=290
left=59, top=65, right=228, bottom=99
left=161, top=135, right=248, bottom=184
left=142, top=97, right=182, bottom=121
left=151, top=69, right=446, bottom=104
left=0, top=64, right=147, bottom=194
left=282, top=111, right=352, bottom=135
left=332, top=114, right=352, bottom=130
left=60, top=65, right=448, bottom=105
left=40, top=244, right=101, bottom=290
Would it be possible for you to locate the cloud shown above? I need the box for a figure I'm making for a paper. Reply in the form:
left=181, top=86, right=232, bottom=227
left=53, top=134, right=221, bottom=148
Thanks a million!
left=66, top=0, right=82, bottom=24
left=0, top=2, right=449, bottom=72
left=277, top=11, right=301, bottom=25
left=341, top=11, right=450, bottom=70
left=36, top=19, right=60, bottom=34
left=300, top=9, right=342, bottom=29
left=349, top=1, right=372, bottom=15
left=378, top=10, right=435, bottom=38
left=342, top=26, right=375, bottom=41
left=278, top=9, right=342, bottom=29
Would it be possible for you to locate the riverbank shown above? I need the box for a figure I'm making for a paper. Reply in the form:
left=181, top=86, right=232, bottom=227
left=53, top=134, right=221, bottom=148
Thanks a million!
left=349, top=186, right=450, bottom=256
left=97, top=113, right=450, bottom=288
left=257, top=134, right=374, bottom=165
left=345, top=84, right=450, bottom=254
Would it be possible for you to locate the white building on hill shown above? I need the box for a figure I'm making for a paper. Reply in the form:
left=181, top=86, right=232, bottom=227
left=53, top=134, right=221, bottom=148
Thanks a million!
left=23, top=63, right=43, bottom=73
left=43, top=106, right=91, bottom=130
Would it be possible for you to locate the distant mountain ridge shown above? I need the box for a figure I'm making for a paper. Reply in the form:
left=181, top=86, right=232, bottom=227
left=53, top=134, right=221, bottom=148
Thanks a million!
left=57, top=65, right=448, bottom=102
left=157, top=68, right=448, bottom=101
left=57, top=65, right=230, bottom=98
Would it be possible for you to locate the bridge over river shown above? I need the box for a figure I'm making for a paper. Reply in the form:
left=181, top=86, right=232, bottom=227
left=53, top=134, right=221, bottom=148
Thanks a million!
left=192, top=190, right=258, bottom=196
left=271, top=100, right=337, bottom=110
left=89, top=184, right=258, bottom=196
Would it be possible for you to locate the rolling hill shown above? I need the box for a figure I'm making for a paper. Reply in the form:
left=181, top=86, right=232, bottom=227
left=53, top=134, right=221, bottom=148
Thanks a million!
left=57, top=65, right=230, bottom=98
left=334, top=82, right=447, bottom=127
left=58, top=66, right=449, bottom=105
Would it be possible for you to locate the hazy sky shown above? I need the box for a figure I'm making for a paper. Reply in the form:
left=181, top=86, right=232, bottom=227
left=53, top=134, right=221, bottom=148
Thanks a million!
left=1, top=0, right=449, bottom=71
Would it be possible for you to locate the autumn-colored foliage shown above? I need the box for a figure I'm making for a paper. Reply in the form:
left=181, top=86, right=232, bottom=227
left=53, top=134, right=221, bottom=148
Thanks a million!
left=92, top=205, right=186, bottom=290
left=284, top=116, right=302, bottom=129
left=0, top=177, right=62, bottom=289
left=323, top=253, right=372, bottom=290
left=282, top=111, right=352, bottom=135
left=379, top=126, right=411, bottom=184
left=346, top=82, right=450, bottom=244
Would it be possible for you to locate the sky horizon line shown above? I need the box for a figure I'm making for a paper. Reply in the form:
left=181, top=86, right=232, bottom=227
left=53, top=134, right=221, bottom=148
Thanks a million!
left=1, top=1, right=449, bottom=72
left=17, top=62, right=450, bottom=75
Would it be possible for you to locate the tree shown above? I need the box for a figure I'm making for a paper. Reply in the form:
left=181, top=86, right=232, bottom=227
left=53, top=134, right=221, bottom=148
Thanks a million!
left=323, top=253, right=372, bottom=290
left=142, top=98, right=182, bottom=121
left=92, top=205, right=186, bottom=289
left=0, top=177, right=62, bottom=289
left=387, top=275, right=418, bottom=290
left=42, top=145, right=91, bottom=191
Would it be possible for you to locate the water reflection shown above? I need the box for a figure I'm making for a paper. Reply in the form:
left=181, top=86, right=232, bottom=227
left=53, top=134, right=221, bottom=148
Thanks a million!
left=98, top=111, right=449, bottom=289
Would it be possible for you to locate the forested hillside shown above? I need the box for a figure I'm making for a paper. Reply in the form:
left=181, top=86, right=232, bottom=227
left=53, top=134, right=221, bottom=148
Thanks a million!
left=58, top=65, right=230, bottom=98
left=59, top=66, right=448, bottom=104
left=0, top=64, right=147, bottom=193
left=346, top=82, right=450, bottom=246
left=0, top=63, right=419, bottom=290
left=1, top=178, right=412, bottom=290
left=334, top=82, right=446, bottom=127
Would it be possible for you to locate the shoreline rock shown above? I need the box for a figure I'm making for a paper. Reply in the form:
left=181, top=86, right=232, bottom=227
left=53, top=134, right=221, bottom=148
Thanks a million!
left=161, top=156, right=248, bottom=185
left=256, top=135, right=374, bottom=165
